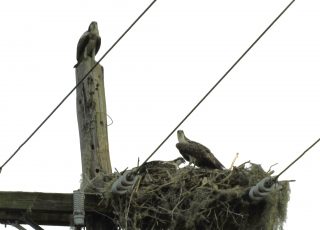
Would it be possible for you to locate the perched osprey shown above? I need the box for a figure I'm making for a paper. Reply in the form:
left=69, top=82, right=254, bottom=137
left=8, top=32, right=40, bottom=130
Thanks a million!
left=74, top=21, right=101, bottom=68
left=138, top=157, right=185, bottom=173
left=176, top=130, right=225, bottom=170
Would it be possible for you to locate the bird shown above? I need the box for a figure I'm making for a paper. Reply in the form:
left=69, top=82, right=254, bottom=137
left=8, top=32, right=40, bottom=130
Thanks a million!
left=74, top=21, right=101, bottom=68
left=176, top=130, right=225, bottom=170
left=137, top=157, right=185, bottom=174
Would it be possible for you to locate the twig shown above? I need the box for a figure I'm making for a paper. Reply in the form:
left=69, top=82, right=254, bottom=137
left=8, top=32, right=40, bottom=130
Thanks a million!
left=237, top=160, right=250, bottom=168
left=145, top=181, right=175, bottom=194
left=213, top=210, right=221, bottom=230
left=219, top=170, right=233, bottom=184
left=230, top=153, right=239, bottom=169
left=267, top=163, right=278, bottom=173
left=171, top=198, right=185, bottom=220
left=125, top=179, right=138, bottom=229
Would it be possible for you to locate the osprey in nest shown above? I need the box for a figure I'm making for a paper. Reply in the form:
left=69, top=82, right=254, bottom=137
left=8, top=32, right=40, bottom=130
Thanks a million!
left=74, top=21, right=101, bottom=67
left=137, top=157, right=185, bottom=174
left=176, top=130, right=225, bottom=170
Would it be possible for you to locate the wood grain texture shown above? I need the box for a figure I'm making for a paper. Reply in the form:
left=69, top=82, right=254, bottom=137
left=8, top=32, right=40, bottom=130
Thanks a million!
left=76, top=58, right=112, bottom=180
left=0, top=191, right=111, bottom=226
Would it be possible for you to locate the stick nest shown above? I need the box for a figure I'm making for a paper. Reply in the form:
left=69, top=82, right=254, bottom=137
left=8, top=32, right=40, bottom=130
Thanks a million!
left=102, top=162, right=290, bottom=230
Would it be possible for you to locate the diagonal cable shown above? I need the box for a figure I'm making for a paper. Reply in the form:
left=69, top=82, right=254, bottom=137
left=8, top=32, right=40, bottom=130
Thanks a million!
left=138, top=0, right=295, bottom=171
left=0, top=0, right=157, bottom=173
left=275, top=137, right=320, bottom=180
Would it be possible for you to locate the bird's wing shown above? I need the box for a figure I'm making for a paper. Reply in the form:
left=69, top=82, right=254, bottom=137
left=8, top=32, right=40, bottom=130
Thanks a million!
left=191, top=141, right=225, bottom=168
left=176, top=143, right=191, bottom=161
left=76, top=31, right=90, bottom=62
left=190, top=141, right=211, bottom=153
left=177, top=141, right=225, bottom=169
left=194, top=147, right=223, bottom=169
left=206, top=150, right=225, bottom=169
left=95, top=35, right=101, bottom=55
left=177, top=142, right=210, bottom=163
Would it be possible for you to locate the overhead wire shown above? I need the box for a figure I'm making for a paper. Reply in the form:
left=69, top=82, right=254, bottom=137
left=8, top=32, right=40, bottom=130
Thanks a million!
left=274, top=137, right=320, bottom=180
left=137, top=0, right=296, bottom=173
left=0, top=0, right=158, bottom=174
left=252, top=138, right=320, bottom=191
left=0, top=0, right=303, bottom=176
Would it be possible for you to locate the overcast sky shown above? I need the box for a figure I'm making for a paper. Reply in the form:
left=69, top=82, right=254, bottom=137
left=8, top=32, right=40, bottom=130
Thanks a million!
left=0, top=0, right=319, bottom=229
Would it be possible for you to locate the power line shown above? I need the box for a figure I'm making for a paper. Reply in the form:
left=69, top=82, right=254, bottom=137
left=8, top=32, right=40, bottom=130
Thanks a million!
left=138, top=0, right=295, bottom=172
left=275, top=137, right=320, bottom=180
left=0, top=0, right=157, bottom=174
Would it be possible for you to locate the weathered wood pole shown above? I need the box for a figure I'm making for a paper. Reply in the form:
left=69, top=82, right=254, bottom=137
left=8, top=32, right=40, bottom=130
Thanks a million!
left=75, top=22, right=116, bottom=230
left=76, top=59, right=112, bottom=182
left=75, top=53, right=115, bottom=230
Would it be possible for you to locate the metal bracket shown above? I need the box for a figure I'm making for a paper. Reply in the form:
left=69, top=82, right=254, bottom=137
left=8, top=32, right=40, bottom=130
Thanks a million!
left=9, top=223, right=28, bottom=230
left=22, top=216, right=44, bottom=230
left=3, top=221, right=28, bottom=230
left=1, top=216, right=44, bottom=230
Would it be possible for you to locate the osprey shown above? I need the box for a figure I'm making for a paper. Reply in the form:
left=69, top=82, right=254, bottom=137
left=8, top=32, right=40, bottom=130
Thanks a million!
left=176, top=130, right=225, bottom=170
left=138, top=157, right=185, bottom=173
left=74, top=21, right=101, bottom=68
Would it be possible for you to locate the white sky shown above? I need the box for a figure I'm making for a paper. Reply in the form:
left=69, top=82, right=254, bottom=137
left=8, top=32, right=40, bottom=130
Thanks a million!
left=0, top=0, right=319, bottom=229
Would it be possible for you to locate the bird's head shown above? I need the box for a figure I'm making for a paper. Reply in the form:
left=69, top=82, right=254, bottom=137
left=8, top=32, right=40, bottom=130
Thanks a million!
left=88, top=21, right=99, bottom=33
left=173, top=157, right=186, bottom=166
left=177, top=130, right=188, bottom=144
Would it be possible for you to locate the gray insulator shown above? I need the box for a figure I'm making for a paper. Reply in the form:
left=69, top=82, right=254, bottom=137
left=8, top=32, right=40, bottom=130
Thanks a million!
left=249, top=187, right=264, bottom=201
left=257, top=177, right=274, bottom=192
left=73, top=190, right=85, bottom=226
left=249, top=177, right=281, bottom=201
left=121, top=171, right=136, bottom=186
left=111, top=170, right=137, bottom=195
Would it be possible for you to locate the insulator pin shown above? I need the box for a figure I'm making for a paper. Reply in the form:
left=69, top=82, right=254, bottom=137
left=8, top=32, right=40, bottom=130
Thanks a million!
left=111, top=170, right=137, bottom=195
left=249, top=177, right=282, bottom=201
left=73, top=190, right=85, bottom=226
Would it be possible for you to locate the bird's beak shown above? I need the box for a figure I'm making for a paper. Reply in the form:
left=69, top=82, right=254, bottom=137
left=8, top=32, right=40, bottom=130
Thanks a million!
left=177, top=130, right=185, bottom=142
left=89, top=21, right=98, bottom=30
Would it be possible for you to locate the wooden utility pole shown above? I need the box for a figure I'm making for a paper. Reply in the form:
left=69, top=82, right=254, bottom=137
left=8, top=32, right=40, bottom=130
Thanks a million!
left=0, top=22, right=116, bottom=230
left=0, top=56, right=116, bottom=227
left=75, top=60, right=115, bottom=229
left=76, top=60, right=112, bottom=181
left=75, top=22, right=115, bottom=229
